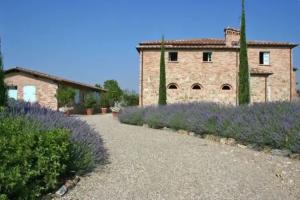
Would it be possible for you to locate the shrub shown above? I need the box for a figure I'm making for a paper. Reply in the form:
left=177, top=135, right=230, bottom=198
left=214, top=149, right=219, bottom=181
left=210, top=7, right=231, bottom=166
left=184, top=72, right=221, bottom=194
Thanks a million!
left=100, top=93, right=110, bottom=108
left=0, top=116, right=72, bottom=199
left=84, top=94, right=97, bottom=109
left=121, top=90, right=139, bottom=107
left=56, top=86, right=76, bottom=107
left=6, top=101, right=107, bottom=169
left=119, top=106, right=144, bottom=125
left=119, top=102, right=300, bottom=153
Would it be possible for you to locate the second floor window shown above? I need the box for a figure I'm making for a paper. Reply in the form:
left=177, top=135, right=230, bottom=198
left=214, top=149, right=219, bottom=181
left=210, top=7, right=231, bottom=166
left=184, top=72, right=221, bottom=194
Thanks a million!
left=168, top=52, right=178, bottom=62
left=259, top=52, right=270, bottom=65
left=203, top=52, right=212, bottom=62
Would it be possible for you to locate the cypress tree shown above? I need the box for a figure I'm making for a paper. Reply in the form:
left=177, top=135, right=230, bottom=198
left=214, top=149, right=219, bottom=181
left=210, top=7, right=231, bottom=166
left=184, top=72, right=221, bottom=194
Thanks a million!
left=158, top=36, right=167, bottom=105
left=0, top=39, right=7, bottom=107
left=238, top=0, right=250, bottom=105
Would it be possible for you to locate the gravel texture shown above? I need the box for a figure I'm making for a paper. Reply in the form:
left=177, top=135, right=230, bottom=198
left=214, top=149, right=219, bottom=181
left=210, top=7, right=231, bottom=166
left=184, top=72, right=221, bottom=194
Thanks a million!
left=63, top=114, right=300, bottom=200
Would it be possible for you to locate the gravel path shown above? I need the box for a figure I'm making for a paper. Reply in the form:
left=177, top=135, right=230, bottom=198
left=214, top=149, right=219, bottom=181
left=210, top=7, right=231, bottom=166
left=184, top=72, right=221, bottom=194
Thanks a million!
left=64, top=114, right=300, bottom=200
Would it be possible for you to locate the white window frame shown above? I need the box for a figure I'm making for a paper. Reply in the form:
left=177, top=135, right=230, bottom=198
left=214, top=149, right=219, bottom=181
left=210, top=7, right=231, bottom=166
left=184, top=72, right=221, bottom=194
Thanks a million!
left=260, top=52, right=270, bottom=65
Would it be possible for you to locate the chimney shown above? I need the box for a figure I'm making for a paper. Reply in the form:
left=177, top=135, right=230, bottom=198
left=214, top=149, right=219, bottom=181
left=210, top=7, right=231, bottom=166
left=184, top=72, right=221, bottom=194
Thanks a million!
left=224, top=27, right=240, bottom=47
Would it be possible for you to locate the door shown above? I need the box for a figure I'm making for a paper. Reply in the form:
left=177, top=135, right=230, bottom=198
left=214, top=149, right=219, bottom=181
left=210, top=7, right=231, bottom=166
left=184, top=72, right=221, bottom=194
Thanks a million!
left=23, top=85, right=37, bottom=103
left=8, top=86, right=18, bottom=100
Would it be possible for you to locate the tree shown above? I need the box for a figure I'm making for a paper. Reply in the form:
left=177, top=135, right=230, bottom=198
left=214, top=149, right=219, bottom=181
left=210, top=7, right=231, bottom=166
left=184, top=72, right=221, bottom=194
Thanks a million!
left=238, top=0, right=250, bottom=105
left=158, top=36, right=167, bottom=105
left=103, top=80, right=123, bottom=106
left=55, top=86, right=76, bottom=107
left=0, top=40, right=7, bottom=107
left=121, top=90, right=139, bottom=106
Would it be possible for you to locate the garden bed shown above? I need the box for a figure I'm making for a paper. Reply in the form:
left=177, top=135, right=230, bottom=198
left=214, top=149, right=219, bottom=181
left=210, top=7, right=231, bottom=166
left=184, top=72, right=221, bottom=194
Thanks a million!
left=0, top=101, right=107, bottom=199
left=119, top=102, right=300, bottom=154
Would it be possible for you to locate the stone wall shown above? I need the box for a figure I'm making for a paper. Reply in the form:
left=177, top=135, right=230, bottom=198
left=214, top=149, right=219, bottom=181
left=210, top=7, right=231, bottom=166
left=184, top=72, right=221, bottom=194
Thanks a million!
left=140, top=46, right=293, bottom=106
left=250, top=76, right=266, bottom=103
left=141, top=49, right=238, bottom=106
left=248, top=47, right=291, bottom=102
left=5, top=72, right=58, bottom=110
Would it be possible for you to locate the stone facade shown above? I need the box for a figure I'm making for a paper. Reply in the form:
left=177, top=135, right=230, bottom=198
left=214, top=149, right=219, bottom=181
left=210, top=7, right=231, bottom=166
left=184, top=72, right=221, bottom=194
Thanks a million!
left=4, top=67, right=105, bottom=111
left=5, top=72, right=58, bottom=110
left=138, top=28, right=298, bottom=106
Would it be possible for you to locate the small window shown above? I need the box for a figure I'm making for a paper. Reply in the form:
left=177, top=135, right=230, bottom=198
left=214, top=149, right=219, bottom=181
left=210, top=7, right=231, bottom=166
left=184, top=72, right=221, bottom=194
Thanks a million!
left=203, top=52, right=212, bottom=62
left=259, top=52, right=270, bottom=65
left=168, top=83, right=178, bottom=89
left=192, top=84, right=202, bottom=90
left=168, top=52, right=178, bottom=62
left=221, top=84, right=232, bottom=90
left=8, top=86, right=18, bottom=100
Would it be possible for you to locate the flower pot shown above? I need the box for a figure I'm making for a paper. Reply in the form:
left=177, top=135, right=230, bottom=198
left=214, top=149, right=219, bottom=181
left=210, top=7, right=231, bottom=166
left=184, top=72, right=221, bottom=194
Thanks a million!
left=112, top=111, right=119, bottom=119
left=101, top=107, right=108, bottom=114
left=64, top=110, right=71, bottom=117
left=86, top=108, right=93, bottom=115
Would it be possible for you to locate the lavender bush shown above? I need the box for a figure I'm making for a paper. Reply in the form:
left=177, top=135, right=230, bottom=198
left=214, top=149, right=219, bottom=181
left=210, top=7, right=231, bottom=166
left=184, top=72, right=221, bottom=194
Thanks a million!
left=6, top=101, right=107, bottom=170
left=119, top=102, right=300, bottom=153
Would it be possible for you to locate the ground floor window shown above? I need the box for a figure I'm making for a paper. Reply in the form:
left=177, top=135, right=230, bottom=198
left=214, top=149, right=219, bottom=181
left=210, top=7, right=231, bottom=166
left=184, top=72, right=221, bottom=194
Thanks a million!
left=23, top=85, right=37, bottom=103
left=8, top=86, right=18, bottom=100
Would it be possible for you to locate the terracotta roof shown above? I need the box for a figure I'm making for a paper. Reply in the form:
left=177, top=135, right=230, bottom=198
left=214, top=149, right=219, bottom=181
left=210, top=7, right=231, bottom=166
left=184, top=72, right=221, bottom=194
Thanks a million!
left=250, top=67, right=273, bottom=75
left=138, top=39, right=297, bottom=49
left=5, top=67, right=107, bottom=92
left=140, top=38, right=225, bottom=46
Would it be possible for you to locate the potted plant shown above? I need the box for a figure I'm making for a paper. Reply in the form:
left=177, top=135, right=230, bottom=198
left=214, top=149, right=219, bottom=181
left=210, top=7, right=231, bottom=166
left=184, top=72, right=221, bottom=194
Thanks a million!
left=100, top=93, right=109, bottom=114
left=84, top=94, right=96, bottom=115
left=110, top=102, right=121, bottom=119
left=56, top=87, right=75, bottom=116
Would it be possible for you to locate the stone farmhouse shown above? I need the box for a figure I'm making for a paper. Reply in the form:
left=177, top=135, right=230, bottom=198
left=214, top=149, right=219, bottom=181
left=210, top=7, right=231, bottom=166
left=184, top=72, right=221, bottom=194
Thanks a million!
left=137, top=27, right=298, bottom=106
left=4, top=67, right=106, bottom=111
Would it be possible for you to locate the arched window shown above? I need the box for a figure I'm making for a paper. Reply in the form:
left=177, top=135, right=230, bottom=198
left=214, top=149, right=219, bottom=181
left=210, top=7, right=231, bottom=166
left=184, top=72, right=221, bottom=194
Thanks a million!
left=167, top=83, right=178, bottom=89
left=192, top=83, right=202, bottom=90
left=221, top=84, right=232, bottom=90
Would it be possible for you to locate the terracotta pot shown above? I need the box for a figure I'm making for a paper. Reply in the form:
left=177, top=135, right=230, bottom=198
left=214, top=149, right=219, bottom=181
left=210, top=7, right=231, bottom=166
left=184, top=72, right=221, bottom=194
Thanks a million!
left=64, top=110, right=71, bottom=117
left=86, top=108, right=93, bottom=115
left=112, top=111, right=119, bottom=119
left=101, top=107, right=108, bottom=114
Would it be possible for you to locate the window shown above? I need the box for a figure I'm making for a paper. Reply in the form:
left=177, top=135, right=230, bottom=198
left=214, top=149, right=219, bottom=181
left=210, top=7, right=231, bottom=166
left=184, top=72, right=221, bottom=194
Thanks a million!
left=23, top=85, right=37, bottom=103
left=74, top=89, right=80, bottom=104
left=203, top=52, right=212, bottom=62
left=259, top=52, right=270, bottom=65
left=167, top=83, right=178, bottom=89
left=192, top=83, right=202, bottom=90
left=221, top=84, right=232, bottom=90
left=8, top=86, right=18, bottom=100
left=168, top=52, right=178, bottom=62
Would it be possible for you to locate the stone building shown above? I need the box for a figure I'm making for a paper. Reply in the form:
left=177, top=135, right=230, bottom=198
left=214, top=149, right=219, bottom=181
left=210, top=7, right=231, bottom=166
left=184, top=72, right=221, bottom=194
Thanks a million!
left=4, top=67, right=106, bottom=111
left=137, top=27, right=298, bottom=106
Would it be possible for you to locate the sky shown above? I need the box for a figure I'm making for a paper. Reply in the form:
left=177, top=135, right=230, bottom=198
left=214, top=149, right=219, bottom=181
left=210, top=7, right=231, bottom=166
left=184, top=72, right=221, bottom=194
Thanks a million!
left=0, top=0, right=300, bottom=92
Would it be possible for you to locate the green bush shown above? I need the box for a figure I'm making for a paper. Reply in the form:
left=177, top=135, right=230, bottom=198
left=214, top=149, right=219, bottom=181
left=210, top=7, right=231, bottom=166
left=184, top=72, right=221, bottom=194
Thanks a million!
left=56, top=86, right=76, bottom=107
left=0, top=116, right=90, bottom=199
left=121, top=90, right=139, bottom=106
left=84, top=94, right=97, bottom=108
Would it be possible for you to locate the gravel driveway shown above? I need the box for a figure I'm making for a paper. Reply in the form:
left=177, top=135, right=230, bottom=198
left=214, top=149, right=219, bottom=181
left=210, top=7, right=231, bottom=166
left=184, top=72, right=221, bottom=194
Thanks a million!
left=64, top=114, right=300, bottom=200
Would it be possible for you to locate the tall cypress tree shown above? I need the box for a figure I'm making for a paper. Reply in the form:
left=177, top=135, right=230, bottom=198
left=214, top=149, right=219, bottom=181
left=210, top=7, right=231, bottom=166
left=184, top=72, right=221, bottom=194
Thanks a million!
left=238, top=0, right=250, bottom=105
left=158, top=36, right=167, bottom=105
left=0, top=39, right=7, bottom=107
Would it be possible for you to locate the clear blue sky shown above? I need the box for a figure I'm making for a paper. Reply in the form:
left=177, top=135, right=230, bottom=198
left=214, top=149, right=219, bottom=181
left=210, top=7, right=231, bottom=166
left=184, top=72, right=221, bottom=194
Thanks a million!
left=1, top=0, right=299, bottom=91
